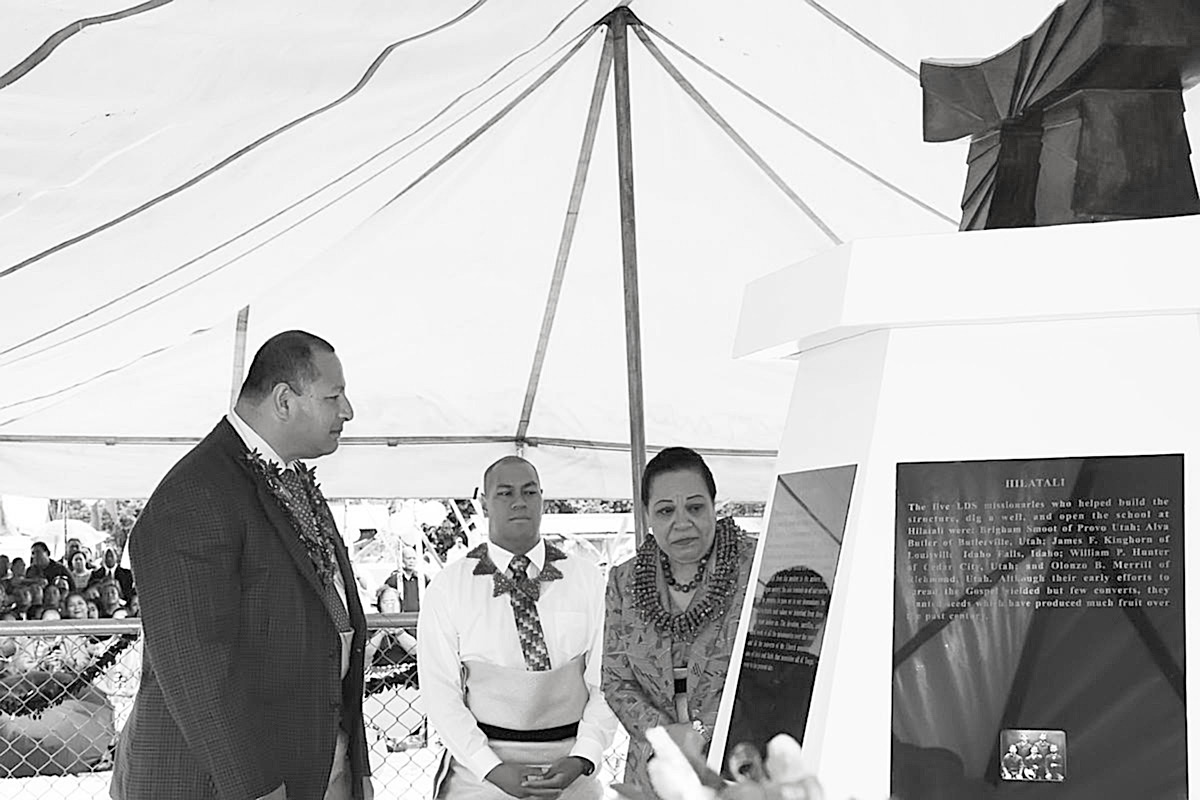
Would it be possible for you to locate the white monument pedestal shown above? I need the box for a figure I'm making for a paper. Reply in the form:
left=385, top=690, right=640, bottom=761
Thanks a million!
left=733, top=215, right=1200, bottom=800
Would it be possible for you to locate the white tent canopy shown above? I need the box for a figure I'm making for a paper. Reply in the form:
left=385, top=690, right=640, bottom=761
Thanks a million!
left=1, top=0, right=1189, bottom=499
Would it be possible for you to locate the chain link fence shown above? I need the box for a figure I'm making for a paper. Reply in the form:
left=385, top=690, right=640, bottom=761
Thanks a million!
left=0, top=617, right=628, bottom=799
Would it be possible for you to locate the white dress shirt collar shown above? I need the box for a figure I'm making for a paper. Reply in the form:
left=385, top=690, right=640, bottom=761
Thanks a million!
left=486, top=538, right=545, bottom=577
left=226, top=409, right=293, bottom=469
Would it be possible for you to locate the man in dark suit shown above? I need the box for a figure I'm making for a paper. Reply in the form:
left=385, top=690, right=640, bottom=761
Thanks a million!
left=88, top=546, right=135, bottom=600
left=26, top=541, right=72, bottom=587
left=111, top=330, right=373, bottom=800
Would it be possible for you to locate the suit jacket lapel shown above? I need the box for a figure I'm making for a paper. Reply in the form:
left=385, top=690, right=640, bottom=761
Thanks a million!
left=218, top=418, right=342, bottom=627
left=249, top=476, right=330, bottom=605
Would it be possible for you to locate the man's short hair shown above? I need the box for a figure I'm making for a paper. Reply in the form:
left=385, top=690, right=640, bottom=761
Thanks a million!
left=482, top=456, right=540, bottom=496
left=239, top=330, right=335, bottom=402
left=31, top=542, right=50, bottom=556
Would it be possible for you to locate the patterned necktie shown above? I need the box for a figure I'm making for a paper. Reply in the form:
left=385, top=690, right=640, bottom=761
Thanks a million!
left=507, top=555, right=551, bottom=671
left=277, top=467, right=352, bottom=633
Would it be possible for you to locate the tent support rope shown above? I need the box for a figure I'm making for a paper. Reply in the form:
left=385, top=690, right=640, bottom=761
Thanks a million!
left=642, top=24, right=958, bottom=227
left=516, top=32, right=614, bottom=443
left=379, top=28, right=600, bottom=211
left=797, top=0, right=918, bottom=79
left=633, top=26, right=843, bottom=245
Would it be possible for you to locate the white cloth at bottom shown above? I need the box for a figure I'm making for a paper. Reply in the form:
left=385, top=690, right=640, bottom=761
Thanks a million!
left=436, top=739, right=601, bottom=800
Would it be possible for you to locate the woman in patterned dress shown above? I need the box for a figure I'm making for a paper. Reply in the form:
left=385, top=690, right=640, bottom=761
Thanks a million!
left=602, top=447, right=754, bottom=797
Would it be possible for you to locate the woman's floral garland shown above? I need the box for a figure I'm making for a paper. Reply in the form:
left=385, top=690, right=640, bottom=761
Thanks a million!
left=244, top=450, right=339, bottom=587
left=632, top=517, right=744, bottom=642
left=0, top=634, right=136, bottom=718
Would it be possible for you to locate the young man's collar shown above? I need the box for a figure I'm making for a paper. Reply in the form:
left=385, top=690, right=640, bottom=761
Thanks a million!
left=486, top=538, right=546, bottom=575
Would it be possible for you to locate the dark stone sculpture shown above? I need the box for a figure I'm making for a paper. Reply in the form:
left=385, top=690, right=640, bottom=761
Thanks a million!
left=922, top=0, right=1200, bottom=230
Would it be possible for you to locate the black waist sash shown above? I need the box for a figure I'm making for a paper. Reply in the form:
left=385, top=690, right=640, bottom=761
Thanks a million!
left=477, top=721, right=579, bottom=743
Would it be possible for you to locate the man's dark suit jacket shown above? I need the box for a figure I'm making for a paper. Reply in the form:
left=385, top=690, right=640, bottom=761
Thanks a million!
left=88, top=565, right=136, bottom=599
left=110, top=419, right=371, bottom=800
left=27, top=560, right=72, bottom=587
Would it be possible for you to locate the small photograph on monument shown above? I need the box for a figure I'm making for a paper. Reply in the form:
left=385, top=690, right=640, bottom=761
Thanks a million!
left=999, top=729, right=1066, bottom=782
left=719, top=464, right=856, bottom=776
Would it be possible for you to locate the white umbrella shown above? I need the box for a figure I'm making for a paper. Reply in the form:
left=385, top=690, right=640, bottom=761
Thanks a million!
left=32, top=518, right=109, bottom=560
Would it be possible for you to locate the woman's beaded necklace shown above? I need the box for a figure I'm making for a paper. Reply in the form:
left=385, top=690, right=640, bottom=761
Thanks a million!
left=661, top=550, right=708, bottom=593
left=632, top=518, right=742, bottom=642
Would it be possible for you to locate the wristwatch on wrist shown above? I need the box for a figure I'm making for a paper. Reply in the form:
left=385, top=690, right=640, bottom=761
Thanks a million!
left=572, top=756, right=596, bottom=776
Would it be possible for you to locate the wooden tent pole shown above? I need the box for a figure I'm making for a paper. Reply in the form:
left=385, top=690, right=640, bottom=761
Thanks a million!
left=228, top=305, right=250, bottom=409
left=608, top=8, right=648, bottom=547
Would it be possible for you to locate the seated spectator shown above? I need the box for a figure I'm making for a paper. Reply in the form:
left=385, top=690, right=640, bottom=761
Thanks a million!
left=26, top=542, right=71, bottom=587
left=42, top=586, right=63, bottom=617
left=84, top=600, right=100, bottom=620
left=367, top=586, right=417, bottom=666
left=83, top=585, right=101, bottom=603
left=67, top=552, right=92, bottom=593
left=63, top=593, right=89, bottom=621
left=97, top=580, right=125, bottom=618
left=89, top=547, right=135, bottom=601
left=64, top=538, right=83, bottom=562
left=0, top=603, right=117, bottom=778
left=376, top=585, right=401, bottom=614
left=13, top=587, right=32, bottom=616
left=9, top=558, right=27, bottom=586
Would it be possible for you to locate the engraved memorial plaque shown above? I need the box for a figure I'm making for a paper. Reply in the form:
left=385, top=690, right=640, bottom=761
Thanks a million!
left=892, top=455, right=1184, bottom=799
left=721, top=465, right=856, bottom=776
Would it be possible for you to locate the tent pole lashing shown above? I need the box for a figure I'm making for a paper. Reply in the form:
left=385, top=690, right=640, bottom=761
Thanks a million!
left=634, top=25, right=842, bottom=245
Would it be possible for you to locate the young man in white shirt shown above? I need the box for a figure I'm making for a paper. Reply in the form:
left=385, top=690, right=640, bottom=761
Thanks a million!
left=419, top=456, right=615, bottom=800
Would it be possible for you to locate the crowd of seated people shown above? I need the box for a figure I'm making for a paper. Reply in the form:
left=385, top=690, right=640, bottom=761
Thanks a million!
left=0, top=538, right=129, bottom=777
left=0, top=539, right=137, bottom=622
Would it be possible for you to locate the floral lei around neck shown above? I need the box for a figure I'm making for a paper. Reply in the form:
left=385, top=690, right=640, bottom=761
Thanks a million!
left=468, top=542, right=567, bottom=601
left=632, top=517, right=743, bottom=642
left=244, top=449, right=339, bottom=588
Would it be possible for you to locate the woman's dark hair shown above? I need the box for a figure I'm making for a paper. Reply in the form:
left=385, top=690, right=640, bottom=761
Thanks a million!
left=640, top=447, right=717, bottom=508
